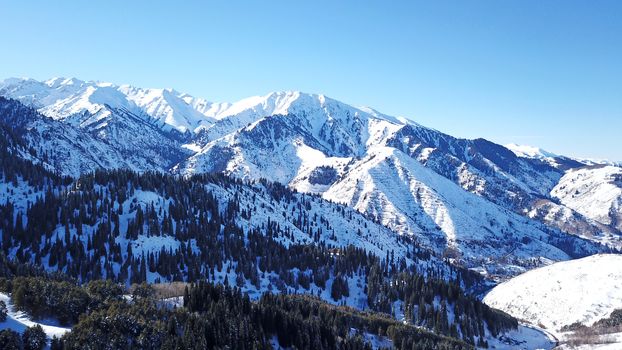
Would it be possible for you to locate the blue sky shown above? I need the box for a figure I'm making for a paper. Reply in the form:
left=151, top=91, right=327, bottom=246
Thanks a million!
left=1, top=1, right=621, bottom=160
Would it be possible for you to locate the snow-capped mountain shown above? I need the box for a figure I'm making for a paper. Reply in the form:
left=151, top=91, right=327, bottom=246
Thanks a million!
left=483, top=254, right=622, bottom=337
left=506, top=143, right=620, bottom=171
left=0, top=77, right=221, bottom=134
left=175, top=92, right=615, bottom=257
left=0, top=77, right=618, bottom=279
left=320, top=145, right=573, bottom=276
left=0, top=96, right=189, bottom=175
left=505, top=143, right=559, bottom=160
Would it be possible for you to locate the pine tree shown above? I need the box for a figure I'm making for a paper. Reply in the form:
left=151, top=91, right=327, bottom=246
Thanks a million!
left=22, top=324, right=46, bottom=350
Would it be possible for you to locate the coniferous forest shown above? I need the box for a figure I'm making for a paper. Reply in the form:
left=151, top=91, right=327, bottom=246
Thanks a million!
left=0, top=257, right=474, bottom=350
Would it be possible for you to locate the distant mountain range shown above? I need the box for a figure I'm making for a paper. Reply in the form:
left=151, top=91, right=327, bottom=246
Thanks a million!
left=1, top=77, right=621, bottom=279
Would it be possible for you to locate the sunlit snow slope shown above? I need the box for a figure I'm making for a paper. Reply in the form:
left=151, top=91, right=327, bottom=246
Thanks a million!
left=483, top=254, right=622, bottom=337
left=552, top=166, right=622, bottom=233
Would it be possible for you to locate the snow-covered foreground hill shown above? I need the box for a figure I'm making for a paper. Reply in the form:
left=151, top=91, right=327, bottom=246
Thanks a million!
left=483, top=324, right=555, bottom=350
left=483, top=254, right=622, bottom=339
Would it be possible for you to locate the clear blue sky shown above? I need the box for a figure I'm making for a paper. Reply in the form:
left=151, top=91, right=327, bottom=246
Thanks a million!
left=1, top=1, right=621, bottom=160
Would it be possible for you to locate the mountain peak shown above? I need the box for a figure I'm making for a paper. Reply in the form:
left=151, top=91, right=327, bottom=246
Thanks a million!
left=505, top=143, right=558, bottom=159
left=44, top=77, right=85, bottom=88
left=213, top=90, right=325, bottom=120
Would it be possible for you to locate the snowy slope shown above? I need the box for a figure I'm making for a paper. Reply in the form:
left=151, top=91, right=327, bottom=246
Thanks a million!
left=384, top=128, right=616, bottom=244
left=506, top=144, right=622, bottom=246
left=486, top=325, right=555, bottom=350
left=176, top=91, right=405, bottom=184
left=525, top=199, right=620, bottom=249
left=0, top=96, right=190, bottom=177
left=483, top=254, right=622, bottom=337
left=552, top=166, right=622, bottom=233
left=0, top=293, right=70, bottom=340
left=202, top=180, right=415, bottom=265
left=323, top=146, right=573, bottom=276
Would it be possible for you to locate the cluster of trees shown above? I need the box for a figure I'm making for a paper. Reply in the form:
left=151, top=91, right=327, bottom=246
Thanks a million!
left=0, top=326, right=46, bottom=350
left=594, top=309, right=622, bottom=329
left=58, top=278, right=473, bottom=349
left=0, top=300, right=7, bottom=321
left=561, top=309, right=622, bottom=347
left=0, top=163, right=516, bottom=345
left=0, top=255, right=477, bottom=350
left=2, top=277, right=89, bottom=325
left=367, top=267, right=517, bottom=345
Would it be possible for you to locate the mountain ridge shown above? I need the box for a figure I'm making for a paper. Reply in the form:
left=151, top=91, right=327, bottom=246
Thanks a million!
left=1, top=77, right=620, bottom=280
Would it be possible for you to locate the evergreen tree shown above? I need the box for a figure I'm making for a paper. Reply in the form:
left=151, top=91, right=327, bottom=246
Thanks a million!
left=0, top=329, right=22, bottom=350
left=22, top=324, right=46, bottom=350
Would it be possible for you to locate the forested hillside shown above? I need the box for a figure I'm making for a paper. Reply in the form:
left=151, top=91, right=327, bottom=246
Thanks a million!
left=0, top=132, right=523, bottom=347
left=0, top=266, right=475, bottom=350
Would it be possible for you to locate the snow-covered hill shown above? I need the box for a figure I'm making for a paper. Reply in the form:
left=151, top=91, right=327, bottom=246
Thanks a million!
left=0, top=96, right=189, bottom=176
left=483, top=254, right=622, bottom=337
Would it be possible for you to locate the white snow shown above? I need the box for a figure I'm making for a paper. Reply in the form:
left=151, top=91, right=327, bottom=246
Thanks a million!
left=551, top=166, right=622, bottom=231
left=505, top=144, right=559, bottom=160
left=485, top=324, right=556, bottom=350
left=119, top=85, right=217, bottom=132
left=0, top=293, right=70, bottom=340
left=323, top=146, right=571, bottom=276
left=1, top=77, right=218, bottom=133
left=483, top=254, right=622, bottom=338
